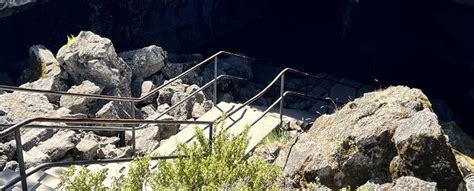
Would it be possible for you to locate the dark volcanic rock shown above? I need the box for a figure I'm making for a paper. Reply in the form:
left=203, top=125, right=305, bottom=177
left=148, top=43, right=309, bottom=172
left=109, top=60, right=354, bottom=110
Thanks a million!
left=276, top=86, right=462, bottom=189
left=390, top=110, right=461, bottom=190
left=118, top=45, right=167, bottom=79
left=57, top=31, right=132, bottom=96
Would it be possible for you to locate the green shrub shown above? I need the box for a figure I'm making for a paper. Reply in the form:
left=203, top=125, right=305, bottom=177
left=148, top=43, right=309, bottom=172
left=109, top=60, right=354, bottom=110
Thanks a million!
left=59, top=166, right=107, bottom=191
left=149, top=124, right=280, bottom=190
left=59, top=119, right=281, bottom=190
left=112, top=156, right=151, bottom=191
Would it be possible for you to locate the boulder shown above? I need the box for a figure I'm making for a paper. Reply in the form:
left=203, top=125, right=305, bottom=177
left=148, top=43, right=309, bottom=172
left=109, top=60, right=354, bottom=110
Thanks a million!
left=186, top=84, right=206, bottom=103
left=192, top=100, right=212, bottom=118
left=157, top=79, right=187, bottom=105
left=20, top=128, right=58, bottom=151
left=169, top=91, right=195, bottom=120
left=276, top=86, right=461, bottom=189
left=98, top=145, right=132, bottom=159
left=357, top=176, right=437, bottom=190
left=24, top=148, right=50, bottom=168
left=118, top=45, right=167, bottom=79
left=138, top=80, right=157, bottom=105
left=19, top=45, right=68, bottom=103
left=60, top=80, right=104, bottom=114
left=0, top=142, right=15, bottom=170
left=28, top=130, right=77, bottom=162
left=391, top=110, right=462, bottom=190
left=94, top=101, right=131, bottom=136
left=253, top=142, right=282, bottom=163
left=0, top=92, right=56, bottom=126
left=75, top=138, right=99, bottom=160
left=139, top=104, right=156, bottom=119
left=56, top=31, right=132, bottom=96
left=156, top=103, right=170, bottom=114
left=217, top=56, right=253, bottom=80
left=3, top=161, right=19, bottom=171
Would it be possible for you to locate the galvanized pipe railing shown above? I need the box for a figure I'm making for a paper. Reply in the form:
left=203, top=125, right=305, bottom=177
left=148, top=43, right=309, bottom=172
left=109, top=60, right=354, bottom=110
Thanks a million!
left=0, top=51, right=252, bottom=103
left=225, top=67, right=362, bottom=119
left=0, top=118, right=214, bottom=190
left=248, top=91, right=332, bottom=128
left=0, top=51, right=253, bottom=156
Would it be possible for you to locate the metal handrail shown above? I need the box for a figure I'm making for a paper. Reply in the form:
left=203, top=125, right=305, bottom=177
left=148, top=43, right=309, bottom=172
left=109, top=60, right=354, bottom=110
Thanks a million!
left=0, top=51, right=253, bottom=190
left=0, top=118, right=214, bottom=190
left=248, top=91, right=331, bottom=127
left=225, top=67, right=362, bottom=118
left=0, top=51, right=252, bottom=103
left=0, top=51, right=251, bottom=167
left=0, top=74, right=246, bottom=130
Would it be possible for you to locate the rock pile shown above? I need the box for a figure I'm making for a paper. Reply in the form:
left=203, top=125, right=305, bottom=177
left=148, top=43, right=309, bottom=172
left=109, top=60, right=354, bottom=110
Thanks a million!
left=0, top=31, right=254, bottom=171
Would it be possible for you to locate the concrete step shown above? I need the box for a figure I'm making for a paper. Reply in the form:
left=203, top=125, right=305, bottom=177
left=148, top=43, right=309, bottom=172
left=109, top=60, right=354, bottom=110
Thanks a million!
left=152, top=102, right=238, bottom=157
left=152, top=101, right=316, bottom=160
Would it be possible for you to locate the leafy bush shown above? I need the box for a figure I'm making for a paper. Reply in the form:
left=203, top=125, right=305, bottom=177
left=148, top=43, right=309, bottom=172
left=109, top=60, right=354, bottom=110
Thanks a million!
left=59, top=166, right=107, bottom=191
left=112, top=156, right=151, bottom=190
left=149, top=124, right=280, bottom=190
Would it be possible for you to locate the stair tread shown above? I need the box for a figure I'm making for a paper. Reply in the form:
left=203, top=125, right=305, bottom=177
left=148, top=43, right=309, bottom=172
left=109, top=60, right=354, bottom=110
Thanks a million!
left=38, top=173, right=61, bottom=189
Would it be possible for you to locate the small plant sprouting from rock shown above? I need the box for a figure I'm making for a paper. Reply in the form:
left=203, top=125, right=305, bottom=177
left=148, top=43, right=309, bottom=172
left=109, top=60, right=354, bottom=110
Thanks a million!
left=40, top=63, right=47, bottom=79
left=264, top=126, right=288, bottom=145
left=67, top=34, right=77, bottom=47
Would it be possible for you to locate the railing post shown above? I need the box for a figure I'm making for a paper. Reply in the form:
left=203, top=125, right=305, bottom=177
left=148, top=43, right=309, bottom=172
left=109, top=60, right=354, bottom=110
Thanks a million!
left=213, top=57, right=218, bottom=105
left=279, top=73, right=285, bottom=128
left=209, top=123, right=213, bottom=156
left=15, top=129, right=27, bottom=190
left=130, top=101, right=136, bottom=156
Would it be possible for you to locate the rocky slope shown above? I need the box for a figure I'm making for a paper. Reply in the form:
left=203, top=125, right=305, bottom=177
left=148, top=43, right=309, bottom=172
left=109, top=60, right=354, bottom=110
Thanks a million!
left=0, top=31, right=256, bottom=170
left=268, top=86, right=474, bottom=190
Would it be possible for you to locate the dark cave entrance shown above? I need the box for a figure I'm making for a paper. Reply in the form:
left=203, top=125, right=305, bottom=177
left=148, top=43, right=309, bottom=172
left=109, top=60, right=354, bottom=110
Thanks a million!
left=0, top=0, right=472, bottom=133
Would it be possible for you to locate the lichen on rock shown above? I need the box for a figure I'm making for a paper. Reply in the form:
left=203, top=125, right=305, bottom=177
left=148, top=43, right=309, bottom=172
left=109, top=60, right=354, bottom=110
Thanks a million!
left=276, top=86, right=462, bottom=190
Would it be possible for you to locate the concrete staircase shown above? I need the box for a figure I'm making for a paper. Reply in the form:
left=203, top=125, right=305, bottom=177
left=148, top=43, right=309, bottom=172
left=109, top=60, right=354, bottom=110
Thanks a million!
left=0, top=167, right=65, bottom=191
left=0, top=101, right=314, bottom=190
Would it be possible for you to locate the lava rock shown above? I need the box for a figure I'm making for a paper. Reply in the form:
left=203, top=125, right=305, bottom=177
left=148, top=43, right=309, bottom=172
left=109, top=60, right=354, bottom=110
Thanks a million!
left=276, top=86, right=461, bottom=189
left=118, top=45, right=167, bottom=79
left=57, top=31, right=132, bottom=96
left=75, top=138, right=99, bottom=160
left=391, top=109, right=462, bottom=190
left=357, top=176, right=437, bottom=190
left=19, top=45, right=68, bottom=103
left=60, top=80, right=104, bottom=114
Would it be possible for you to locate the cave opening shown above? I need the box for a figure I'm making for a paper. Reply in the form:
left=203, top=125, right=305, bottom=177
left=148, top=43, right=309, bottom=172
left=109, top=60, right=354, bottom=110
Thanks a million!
left=0, top=0, right=473, bottom=133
